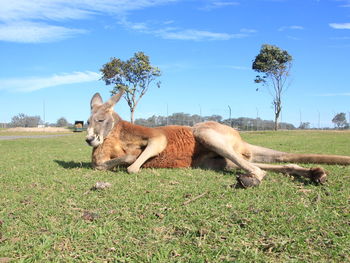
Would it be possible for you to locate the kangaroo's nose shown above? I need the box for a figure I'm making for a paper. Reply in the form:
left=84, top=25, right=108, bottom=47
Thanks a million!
left=85, top=137, right=94, bottom=144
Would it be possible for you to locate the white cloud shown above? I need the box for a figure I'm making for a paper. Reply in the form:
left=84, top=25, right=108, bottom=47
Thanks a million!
left=121, top=18, right=253, bottom=41
left=0, top=0, right=179, bottom=43
left=331, top=36, right=350, bottom=40
left=0, top=21, right=86, bottom=43
left=0, top=0, right=178, bottom=22
left=0, top=71, right=100, bottom=92
left=287, top=35, right=301, bottom=40
left=157, top=29, right=239, bottom=41
left=337, top=0, right=350, bottom=7
left=0, top=0, right=252, bottom=43
left=240, top=28, right=257, bottom=33
left=317, top=92, right=350, bottom=96
left=329, top=23, right=350, bottom=29
left=278, top=25, right=304, bottom=31
left=200, top=1, right=240, bottom=11
left=229, top=65, right=249, bottom=70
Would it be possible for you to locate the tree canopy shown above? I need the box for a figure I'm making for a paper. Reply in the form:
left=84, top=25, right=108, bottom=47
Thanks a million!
left=100, top=52, right=161, bottom=123
left=252, top=44, right=293, bottom=131
left=56, top=117, right=68, bottom=127
left=332, top=112, right=347, bottom=129
left=10, top=113, right=42, bottom=127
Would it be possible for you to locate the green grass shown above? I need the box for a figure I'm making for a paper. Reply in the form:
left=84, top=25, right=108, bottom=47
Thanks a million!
left=0, top=131, right=350, bottom=262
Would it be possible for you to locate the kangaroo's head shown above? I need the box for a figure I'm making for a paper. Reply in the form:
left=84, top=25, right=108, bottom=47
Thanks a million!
left=85, top=90, right=124, bottom=147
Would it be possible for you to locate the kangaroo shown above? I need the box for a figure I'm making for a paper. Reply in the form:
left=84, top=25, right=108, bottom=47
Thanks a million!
left=86, top=90, right=350, bottom=188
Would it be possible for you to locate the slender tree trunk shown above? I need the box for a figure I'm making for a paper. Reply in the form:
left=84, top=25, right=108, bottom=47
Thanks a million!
left=274, top=114, right=279, bottom=131
left=130, top=109, right=135, bottom=124
left=274, top=100, right=281, bottom=131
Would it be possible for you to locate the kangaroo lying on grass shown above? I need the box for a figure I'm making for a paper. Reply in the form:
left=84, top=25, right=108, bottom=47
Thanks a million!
left=86, top=91, right=350, bottom=188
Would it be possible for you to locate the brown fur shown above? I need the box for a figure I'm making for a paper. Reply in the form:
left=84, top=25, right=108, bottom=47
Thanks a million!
left=86, top=91, right=350, bottom=187
left=92, top=121, right=206, bottom=168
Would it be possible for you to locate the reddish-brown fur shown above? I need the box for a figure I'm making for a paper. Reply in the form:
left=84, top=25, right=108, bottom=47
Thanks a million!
left=86, top=91, right=350, bottom=188
left=92, top=121, right=209, bottom=168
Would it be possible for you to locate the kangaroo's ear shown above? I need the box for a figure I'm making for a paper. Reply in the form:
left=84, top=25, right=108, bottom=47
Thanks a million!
left=107, top=89, right=125, bottom=107
left=91, top=93, right=103, bottom=109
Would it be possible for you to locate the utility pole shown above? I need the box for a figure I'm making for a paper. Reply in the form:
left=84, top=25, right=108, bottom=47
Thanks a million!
left=228, top=105, right=232, bottom=127
left=166, top=104, right=169, bottom=125
left=43, top=100, right=46, bottom=126
left=318, top=111, right=320, bottom=129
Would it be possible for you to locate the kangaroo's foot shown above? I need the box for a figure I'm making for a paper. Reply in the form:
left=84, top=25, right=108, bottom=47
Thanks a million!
left=309, top=167, right=327, bottom=184
left=237, top=171, right=266, bottom=188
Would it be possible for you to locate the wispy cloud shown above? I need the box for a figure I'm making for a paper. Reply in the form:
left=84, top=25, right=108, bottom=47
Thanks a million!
left=0, top=0, right=178, bottom=22
left=0, top=0, right=179, bottom=43
left=278, top=25, right=304, bottom=31
left=331, top=36, right=350, bottom=40
left=337, top=0, right=350, bottom=7
left=0, top=21, right=86, bottom=43
left=120, top=18, right=255, bottom=41
left=200, top=1, right=240, bottom=11
left=226, top=65, right=249, bottom=70
left=317, top=92, right=350, bottom=97
left=329, top=23, right=350, bottom=29
left=287, top=35, right=301, bottom=40
left=157, top=29, right=241, bottom=41
left=0, top=71, right=100, bottom=92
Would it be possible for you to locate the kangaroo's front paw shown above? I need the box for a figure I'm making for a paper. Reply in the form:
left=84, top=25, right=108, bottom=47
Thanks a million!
left=127, top=165, right=140, bottom=174
left=309, top=167, right=327, bottom=184
left=93, top=163, right=107, bottom=171
left=124, top=155, right=137, bottom=164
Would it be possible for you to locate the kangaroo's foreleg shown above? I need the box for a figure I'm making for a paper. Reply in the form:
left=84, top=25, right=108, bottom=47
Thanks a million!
left=127, top=135, right=167, bottom=174
left=93, top=155, right=137, bottom=170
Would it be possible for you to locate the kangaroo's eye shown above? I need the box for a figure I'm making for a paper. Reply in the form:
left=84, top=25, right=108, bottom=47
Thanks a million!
left=98, top=119, right=104, bottom=123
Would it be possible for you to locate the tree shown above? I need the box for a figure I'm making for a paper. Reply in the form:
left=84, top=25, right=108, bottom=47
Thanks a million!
left=252, top=44, right=293, bottom=131
left=11, top=113, right=41, bottom=127
left=56, top=117, right=68, bottom=127
left=100, top=52, right=161, bottom=123
left=299, top=122, right=310, bottom=130
left=332, top=112, right=347, bottom=129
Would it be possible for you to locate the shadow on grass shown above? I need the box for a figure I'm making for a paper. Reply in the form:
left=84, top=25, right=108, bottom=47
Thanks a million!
left=54, top=160, right=91, bottom=169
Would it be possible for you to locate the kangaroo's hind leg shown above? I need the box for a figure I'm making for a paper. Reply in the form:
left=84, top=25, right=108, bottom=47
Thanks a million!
left=193, top=122, right=266, bottom=187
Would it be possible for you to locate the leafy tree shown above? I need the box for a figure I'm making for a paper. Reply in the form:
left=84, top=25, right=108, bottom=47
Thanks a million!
left=101, top=52, right=161, bottom=123
left=332, top=112, right=347, bottom=129
left=299, top=122, right=310, bottom=130
left=252, top=44, right=292, bottom=130
left=56, top=117, right=68, bottom=127
left=11, top=113, right=41, bottom=127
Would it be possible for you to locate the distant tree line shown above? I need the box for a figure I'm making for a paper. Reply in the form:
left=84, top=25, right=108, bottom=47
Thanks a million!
left=5, top=112, right=348, bottom=130
left=10, top=113, right=42, bottom=127
left=7, top=114, right=71, bottom=128
left=135, top=112, right=296, bottom=130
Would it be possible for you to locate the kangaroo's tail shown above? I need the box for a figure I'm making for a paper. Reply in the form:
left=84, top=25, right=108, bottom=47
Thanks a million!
left=248, top=144, right=350, bottom=165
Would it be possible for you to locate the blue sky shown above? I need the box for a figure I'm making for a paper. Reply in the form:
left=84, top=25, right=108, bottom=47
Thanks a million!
left=0, top=0, right=349, bottom=127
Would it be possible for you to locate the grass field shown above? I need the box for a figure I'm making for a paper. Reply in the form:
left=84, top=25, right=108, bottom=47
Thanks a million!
left=0, top=131, right=349, bottom=262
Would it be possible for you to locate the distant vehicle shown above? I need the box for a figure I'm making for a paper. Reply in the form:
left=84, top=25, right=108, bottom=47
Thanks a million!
left=74, top=121, right=84, bottom=132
